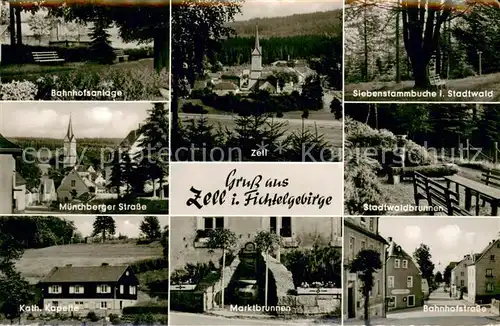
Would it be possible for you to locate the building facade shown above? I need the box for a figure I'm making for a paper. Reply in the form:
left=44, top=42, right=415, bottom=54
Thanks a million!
left=39, top=264, right=139, bottom=315
left=386, top=238, right=423, bottom=311
left=467, top=239, right=500, bottom=304
left=344, top=217, right=388, bottom=321
left=451, top=256, right=473, bottom=299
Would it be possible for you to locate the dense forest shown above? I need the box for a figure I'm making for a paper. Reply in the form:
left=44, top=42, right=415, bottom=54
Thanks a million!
left=0, top=216, right=78, bottom=249
left=229, top=10, right=342, bottom=37
left=345, top=104, right=500, bottom=156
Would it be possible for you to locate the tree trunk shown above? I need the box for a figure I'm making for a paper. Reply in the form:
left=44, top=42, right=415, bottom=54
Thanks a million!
left=153, top=29, right=169, bottom=73
left=159, top=178, right=164, bottom=199
left=152, top=178, right=157, bottom=199
left=9, top=4, right=15, bottom=46
left=102, top=230, right=106, bottom=243
left=412, top=57, right=430, bottom=89
left=14, top=7, right=21, bottom=46
left=364, top=291, right=370, bottom=325
left=265, top=250, right=269, bottom=306
left=221, top=247, right=226, bottom=308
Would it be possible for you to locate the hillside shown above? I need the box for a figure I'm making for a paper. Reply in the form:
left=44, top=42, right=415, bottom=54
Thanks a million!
left=16, top=242, right=163, bottom=283
left=229, top=10, right=342, bottom=37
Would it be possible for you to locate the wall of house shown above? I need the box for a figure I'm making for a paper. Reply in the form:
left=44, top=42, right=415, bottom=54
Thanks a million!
left=170, top=216, right=341, bottom=271
left=0, top=155, right=15, bottom=214
left=13, top=184, right=26, bottom=212
left=471, top=242, right=500, bottom=303
left=57, top=171, right=88, bottom=201
left=467, top=265, right=476, bottom=304
left=386, top=256, right=423, bottom=311
left=42, top=298, right=136, bottom=316
left=343, top=221, right=386, bottom=321
left=452, top=257, right=472, bottom=299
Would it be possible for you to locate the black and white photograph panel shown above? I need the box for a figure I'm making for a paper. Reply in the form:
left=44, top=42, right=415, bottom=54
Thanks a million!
left=0, top=101, right=168, bottom=215
left=344, top=103, right=500, bottom=217
left=345, top=216, right=500, bottom=325
left=171, top=0, right=343, bottom=162
left=344, top=0, right=500, bottom=102
left=0, top=0, right=169, bottom=101
left=169, top=216, right=341, bottom=325
left=0, top=215, right=168, bottom=325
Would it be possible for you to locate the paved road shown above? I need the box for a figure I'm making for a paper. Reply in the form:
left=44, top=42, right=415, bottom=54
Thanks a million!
left=345, top=286, right=499, bottom=325
left=180, top=113, right=343, bottom=148
left=170, top=312, right=340, bottom=326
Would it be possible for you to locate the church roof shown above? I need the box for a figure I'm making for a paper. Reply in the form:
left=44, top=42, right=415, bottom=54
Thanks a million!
left=64, top=115, right=75, bottom=141
left=252, top=25, right=262, bottom=55
left=0, top=133, right=22, bottom=155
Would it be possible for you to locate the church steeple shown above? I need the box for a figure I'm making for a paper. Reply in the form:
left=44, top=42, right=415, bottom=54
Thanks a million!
left=252, top=25, right=261, bottom=55
left=64, top=114, right=75, bottom=142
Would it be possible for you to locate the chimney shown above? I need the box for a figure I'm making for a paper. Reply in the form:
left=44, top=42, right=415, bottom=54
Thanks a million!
left=101, top=263, right=109, bottom=266
left=66, top=264, right=72, bottom=267
left=388, top=237, right=393, bottom=242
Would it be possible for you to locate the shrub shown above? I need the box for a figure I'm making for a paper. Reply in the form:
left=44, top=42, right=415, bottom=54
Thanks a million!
left=133, top=313, right=156, bottom=325
left=0, top=80, right=37, bottom=100
left=123, top=304, right=168, bottom=315
left=86, top=311, right=99, bottom=322
left=124, top=46, right=153, bottom=60
left=169, top=291, right=204, bottom=313
left=130, top=258, right=168, bottom=273
left=390, top=164, right=460, bottom=178
left=182, top=102, right=208, bottom=114
left=171, top=261, right=217, bottom=285
left=404, top=140, right=436, bottom=166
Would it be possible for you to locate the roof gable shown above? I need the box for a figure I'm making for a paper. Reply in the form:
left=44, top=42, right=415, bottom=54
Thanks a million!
left=474, top=239, right=500, bottom=264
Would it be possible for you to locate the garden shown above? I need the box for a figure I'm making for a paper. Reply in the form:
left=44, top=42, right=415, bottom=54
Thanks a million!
left=344, top=103, right=500, bottom=216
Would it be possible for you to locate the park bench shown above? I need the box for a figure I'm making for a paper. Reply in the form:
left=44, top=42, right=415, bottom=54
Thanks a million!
left=413, top=172, right=471, bottom=216
left=32, top=51, right=65, bottom=63
left=114, top=49, right=129, bottom=63
left=478, top=169, right=500, bottom=206
left=429, top=73, right=446, bottom=90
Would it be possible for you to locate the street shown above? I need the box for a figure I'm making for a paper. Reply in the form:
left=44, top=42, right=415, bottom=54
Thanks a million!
left=345, top=286, right=500, bottom=325
left=170, top=312, right=340, bottom=326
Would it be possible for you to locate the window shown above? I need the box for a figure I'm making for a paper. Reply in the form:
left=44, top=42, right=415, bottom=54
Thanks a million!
left=125, top=271, right=129, bottom=276
left=407, top=295, right=415, bottom=307
left=388, top=276, right=395, bottom=288
left=407, top=276, right=413, bottom=288
left=402, top=260, right=408, bottom=269
left=369, top=218, right=374, bottom=231
left=491, top=255, right=495, bottom=261
left=120, top=285, right=124, bottom=294
left=97, top=285, right=111, bottom=294
left=129, top=286, right=137, bottom=295
left=51, top=301, right=59, bottom=307
left=281, top=216, right=292, bottom=237
left=361, top=241, right=366, bottom=250
left=100, top=302, right=108, bottom=309
left=360, top=217, right=366, bottom=225
left=487, top=269, right=493, bottom=276
left=203, top=217, right=224, bottom=230
left=376, top=280, right=380, bottom=296
left=461, top=272, right=464, bottom=276
left=487, top=283, right=494, bottom=292
left=71, top=180, right=76, bottom=187
left=460, top=280, right=465, bottom=287
left=49, top=285, right=62, bottom=294
left=394, top=259, right=400, bottom=269
left=270, top=217, right=277, bottom=233
left=69, top=285, right=84, bottom=294
left=349, top=236, right=355, bottom=259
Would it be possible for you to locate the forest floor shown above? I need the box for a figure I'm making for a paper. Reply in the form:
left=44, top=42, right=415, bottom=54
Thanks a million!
left=345, top=72, right=500, bottom=101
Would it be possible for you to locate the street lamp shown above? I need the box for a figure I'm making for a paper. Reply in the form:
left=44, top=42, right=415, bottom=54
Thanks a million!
left=478, top=51, right=483, bottom=76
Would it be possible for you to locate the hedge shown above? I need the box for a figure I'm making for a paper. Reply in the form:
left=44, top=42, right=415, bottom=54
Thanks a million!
left=122, top=304, right=168, bottom=315
left=130, top=258, right=168, bottom=273
left=169, top=291, right=204, bottom=313
left=390, top=164, right=460, bottom=178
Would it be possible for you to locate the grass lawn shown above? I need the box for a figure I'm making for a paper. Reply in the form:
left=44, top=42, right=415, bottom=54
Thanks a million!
left=16, top=242, right=163, bottom=282
left=0, top=58, right=161, bottom=82
left=345, top=72, right=500, bottom=101
left=179, top=100, right=343, bottom=148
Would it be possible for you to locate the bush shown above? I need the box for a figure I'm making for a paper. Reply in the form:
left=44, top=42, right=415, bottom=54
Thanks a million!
left=169, top=291, right=204, bottom=313
left=86, top=311, right=99, bottom=322
left=123, top=304, right=168, bottom=315
left=182, top=102, right=208, bottom=114
left=390, top=164, right=460, bottom=178
left=130, top=258, right=168, bottom=273
left=1, top=80, right=37, bottom=100
left=171, top=261, right=217, bottom=285
left=133, top=313, right=156, bottom=325
left=124, top=46, right=153, bottom=60
left=404, top=140, right=436, bottom=166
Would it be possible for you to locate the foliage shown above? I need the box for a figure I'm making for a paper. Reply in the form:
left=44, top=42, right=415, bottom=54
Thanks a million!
left=182, top=102, right=208, bottom=114
left=15, top=153, right=42, bottom=190
left=206, top=228, right=238, bottom=253
left=86, top=311, right=99, bottom=322
left=170, top=261, right=217, bottom=285
left=129, top=258, right=168, bottom=274
left=254, top=231, right=281, bottom=253
left=88, top=19, right=115, bottom=64
left=27, top=13, right=52, bottom=43
left=301, top=74, right=324, bottom=111
left=123, top=302, right=168, bottom=315
left=282, top=245, right=341, bottom=288
left=349, top=249, right=382, bottom=323
left=443, top=263, right=454, bottom=285
left=140, top=216, right=162, bottom=240
left=413, top=244, right=435, bottom=289
left=169, top=291, right=204, bottom=313
left=92, top=216, right=116, bottom=242
left=161, top=226, right=168, bottom=258
left=0, top=80, right=37, bottom=100
left=435, top=271, right=443, bottom=284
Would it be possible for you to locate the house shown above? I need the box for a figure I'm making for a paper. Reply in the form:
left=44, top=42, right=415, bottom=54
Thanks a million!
left=466, top=238, right=500, bottom=304
left=57, top=169, right=92, bottom=201
left=386, top=238, right=424, bottom=311
left=39, top=175, right=57, bottom=203
left=39, top=264, right=139, bottom=315
left=344, top=217, right=388, bottom=321
left=451, top=256, right=474, bottom=299
left=13, top=172, right=27, bottom=212
left=0, top=133, right=22, bottom=214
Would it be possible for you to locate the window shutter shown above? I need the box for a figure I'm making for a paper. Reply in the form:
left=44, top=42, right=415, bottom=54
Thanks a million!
left=69, top=286, right=74, bottom=294
left=97, top=286, right=101, bottom=294
left=120, top=285, right=124, bottom=294
left=196, top=217, right=203, bottom=230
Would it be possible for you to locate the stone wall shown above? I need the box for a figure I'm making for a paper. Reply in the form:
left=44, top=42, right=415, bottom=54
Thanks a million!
left=278, top=292, right=341, bottom=316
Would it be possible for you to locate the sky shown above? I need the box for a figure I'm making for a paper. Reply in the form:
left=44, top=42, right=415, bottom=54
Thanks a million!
left=64, top=215, right=168, bottom=238
left=236, top=0, right=342, bottom=21
left=379, top=218, right=500, bottom=273
left=0, top=102, right=153, bottom=139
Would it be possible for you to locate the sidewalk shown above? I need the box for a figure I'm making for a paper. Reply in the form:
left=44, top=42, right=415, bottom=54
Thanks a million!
left=206, top=308, right=341, bottom=325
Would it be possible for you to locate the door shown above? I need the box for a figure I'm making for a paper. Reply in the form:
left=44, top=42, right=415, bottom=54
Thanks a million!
left=348, top=286, right=355, bottom=318
left=408, top=295, right=415, bottom=307
left=120, top=301, right=123, bottom=310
